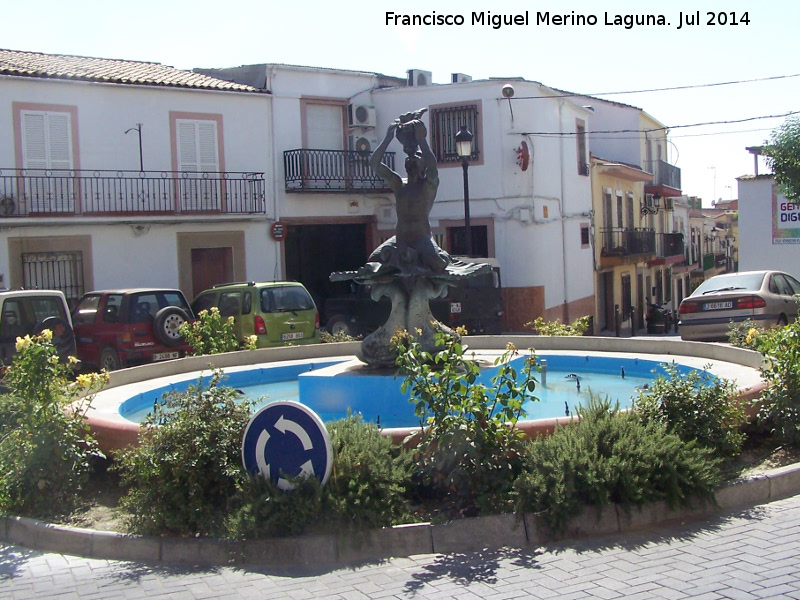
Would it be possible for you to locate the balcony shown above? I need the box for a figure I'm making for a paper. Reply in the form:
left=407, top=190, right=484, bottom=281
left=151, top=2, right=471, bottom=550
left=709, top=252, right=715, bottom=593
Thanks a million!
left=0, top=169, right=266, bottom=217
left=284, top=149, right=395, bottom=193
left=644, top=159, right=681, bottom=194
left=599, top=228, right=656, bottom=265
left=648, top=232, right=686, bottom=266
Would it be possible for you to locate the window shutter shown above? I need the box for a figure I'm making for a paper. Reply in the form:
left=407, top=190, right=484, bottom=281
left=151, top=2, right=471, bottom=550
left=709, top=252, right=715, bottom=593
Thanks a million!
left=21, top=111, right=73, bottom=171
left=177, top=120, right=219, bottom=173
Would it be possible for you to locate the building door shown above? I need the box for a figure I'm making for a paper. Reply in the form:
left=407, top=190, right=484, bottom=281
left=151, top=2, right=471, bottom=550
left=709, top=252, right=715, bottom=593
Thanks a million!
left=191, top=247, right=233, bottom=298
left=602, top=271, right=614, bottom=332
left=637, top=273, right=645, bottom=331
left=284, top=223, right=368, bottom=320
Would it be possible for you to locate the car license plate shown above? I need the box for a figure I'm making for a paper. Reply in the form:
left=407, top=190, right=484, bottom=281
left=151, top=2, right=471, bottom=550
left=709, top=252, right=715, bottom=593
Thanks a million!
left=281, top=332, right=304, bottom=341
left=703, top=301, right=733, bottom=311
left=450, top=302, right=462, bottom=314
left=153, top=351, right=180, bottom=361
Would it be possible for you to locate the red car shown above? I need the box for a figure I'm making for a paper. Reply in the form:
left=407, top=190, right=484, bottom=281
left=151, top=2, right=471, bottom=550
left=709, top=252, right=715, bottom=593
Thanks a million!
left=72, top=288, right=194, bottom=371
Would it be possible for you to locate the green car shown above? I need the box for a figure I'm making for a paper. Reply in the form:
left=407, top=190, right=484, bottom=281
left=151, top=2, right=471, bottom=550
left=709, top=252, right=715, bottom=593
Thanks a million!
left=190, top=282, right=320, bottom=348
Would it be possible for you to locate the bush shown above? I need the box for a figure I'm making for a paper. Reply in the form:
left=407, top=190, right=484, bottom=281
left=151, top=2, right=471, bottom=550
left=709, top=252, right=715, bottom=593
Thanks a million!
left=114, top=371, right=253, bottom=537
left=526, top=316, right=590, bottom=336
left=179, top=307, right=257, bottom=356
left=0, top=332, right=107, bottom=517
left=728, top=319, right=768, bottom=350
left=634, top=363, right=746, bottom=457
left=228, top=413, right=411, bottom=539
left=319, top=329, right=361, bottom=343
left=756, top=314, right=800, bottom=446
left=513, top=396, right=722, bottom=534
left=393, top=328, right=535, bottom=517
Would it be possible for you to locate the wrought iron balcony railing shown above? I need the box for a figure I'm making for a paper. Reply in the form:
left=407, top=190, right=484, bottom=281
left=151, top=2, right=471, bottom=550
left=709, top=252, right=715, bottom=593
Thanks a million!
left=644, top=159, right=681, bottom=191
left=284, top=149, right=395, bottom=193
left=599, top=228, right=656, bottom=258
left=0, top=169, right=266, bottom=217
left=656, top=232, right=685, bottom=258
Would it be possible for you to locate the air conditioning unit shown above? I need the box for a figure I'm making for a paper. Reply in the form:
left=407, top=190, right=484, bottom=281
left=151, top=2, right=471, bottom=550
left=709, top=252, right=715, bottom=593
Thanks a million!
left=451, top=73, right=472, bottom=83
left=407, top=69, right=432, bottom=87
left=349, top=134, right=379, bottom=155
left=347, top=104, right=377, bottom=128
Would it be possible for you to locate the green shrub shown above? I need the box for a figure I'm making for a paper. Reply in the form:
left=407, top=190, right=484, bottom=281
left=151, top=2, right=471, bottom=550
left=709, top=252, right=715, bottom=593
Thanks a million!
left=635, top=363, right=746, bottom=457
left=526, top=316, right=590, bottom=336
left=228, top=413, right=411, bottom=539
left=114, top=371, right=253, bottom=537
left=393, top=328, right=535, bottom=517
left=319, top=329, right=361, bottom=343
left=0, top=332, right=107, bottom=517
left=728, top=319, right=768, bottom=350
left=513, top=396, right=722, bottom=534
left=756, top=313, right=800, bottom=446
left=179, top=307, right=256, bottom=356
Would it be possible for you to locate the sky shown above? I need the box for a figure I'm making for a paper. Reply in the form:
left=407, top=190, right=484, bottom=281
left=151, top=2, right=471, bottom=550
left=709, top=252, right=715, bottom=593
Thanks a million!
left=5, top=0, right=799, bottom=207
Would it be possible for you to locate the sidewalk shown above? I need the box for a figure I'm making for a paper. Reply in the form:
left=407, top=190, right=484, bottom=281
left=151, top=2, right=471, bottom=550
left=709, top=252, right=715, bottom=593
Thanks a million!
left=3, top=481, right=800, bottom=599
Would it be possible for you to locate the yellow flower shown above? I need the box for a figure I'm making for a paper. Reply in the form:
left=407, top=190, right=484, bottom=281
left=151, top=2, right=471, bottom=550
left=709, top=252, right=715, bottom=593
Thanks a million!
left=745, top=335, right=752, bottom=344
left=76, top=374, right=92, bottom=388
left=209, top=306, right=220, bottom=315
left=15, top=335, right=31, bottom=352
left=39, top=328, right=53, bottom=342
left=227, top=316, right=235, bottom=325
left=68, top=355, right=79, bottom=365
left=748, top=328, right=757, bottom=337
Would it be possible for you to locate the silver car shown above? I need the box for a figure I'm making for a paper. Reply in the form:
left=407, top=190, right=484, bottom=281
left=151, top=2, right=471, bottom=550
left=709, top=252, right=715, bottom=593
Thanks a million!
left=678, top=270, right=800, bottom=341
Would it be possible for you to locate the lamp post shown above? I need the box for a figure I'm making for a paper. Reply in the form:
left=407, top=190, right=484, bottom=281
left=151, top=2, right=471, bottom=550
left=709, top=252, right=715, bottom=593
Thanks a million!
left=455, top=125, right=474, bottom=256
left=125, top=123, right=144, bottom=172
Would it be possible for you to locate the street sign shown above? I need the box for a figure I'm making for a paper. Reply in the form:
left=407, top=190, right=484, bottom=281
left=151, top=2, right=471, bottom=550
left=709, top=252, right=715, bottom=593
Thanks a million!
left=241, top=401, right=333, bottom=490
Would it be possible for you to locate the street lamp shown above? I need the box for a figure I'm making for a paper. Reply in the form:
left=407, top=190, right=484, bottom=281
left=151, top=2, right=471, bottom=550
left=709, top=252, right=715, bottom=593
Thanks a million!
left=455, top=125, right=474, bottom=256
left=640, top=193, right=661, bottom=215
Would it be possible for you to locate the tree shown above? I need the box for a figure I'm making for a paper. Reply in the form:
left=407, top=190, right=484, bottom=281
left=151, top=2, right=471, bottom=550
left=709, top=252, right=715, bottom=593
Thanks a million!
left=764, top=117, right=800, bottom=200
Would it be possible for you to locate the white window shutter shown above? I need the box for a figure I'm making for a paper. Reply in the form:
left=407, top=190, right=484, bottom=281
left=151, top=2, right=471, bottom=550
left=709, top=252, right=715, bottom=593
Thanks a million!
left=197, top=122, right=219, bottom=172
left=177, top=120, right=199, bottom=172
left=22, top=112, right=48, bottom=170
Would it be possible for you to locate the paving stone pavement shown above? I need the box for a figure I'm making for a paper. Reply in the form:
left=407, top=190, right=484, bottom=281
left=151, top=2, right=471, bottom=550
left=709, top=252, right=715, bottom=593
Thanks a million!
left=2, top=492, right=800, bottom=600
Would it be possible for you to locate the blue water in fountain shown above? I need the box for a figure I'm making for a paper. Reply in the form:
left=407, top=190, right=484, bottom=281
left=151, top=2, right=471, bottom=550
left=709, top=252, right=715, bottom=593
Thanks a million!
left=121, top=354, right=697, bottom=427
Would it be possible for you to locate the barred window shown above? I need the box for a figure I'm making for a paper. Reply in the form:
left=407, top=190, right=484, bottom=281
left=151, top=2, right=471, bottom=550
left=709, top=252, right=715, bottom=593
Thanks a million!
left=429, top=102, right=481, bottom=164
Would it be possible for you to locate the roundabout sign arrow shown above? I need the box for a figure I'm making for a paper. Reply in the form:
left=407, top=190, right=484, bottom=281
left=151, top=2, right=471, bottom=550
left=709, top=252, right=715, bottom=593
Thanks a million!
left=242, top=401, right=333, bottom=490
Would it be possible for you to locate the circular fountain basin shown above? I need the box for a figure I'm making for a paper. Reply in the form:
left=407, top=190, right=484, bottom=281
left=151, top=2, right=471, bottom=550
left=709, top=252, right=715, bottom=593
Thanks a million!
left=85, top=336, right=767, bottom=454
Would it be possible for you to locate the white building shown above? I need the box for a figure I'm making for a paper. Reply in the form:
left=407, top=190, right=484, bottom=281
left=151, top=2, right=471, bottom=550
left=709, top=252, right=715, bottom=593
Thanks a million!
left=0, top=49, right=272, bottom=305
left=738, top=174, right=800, bottom=279
left=200, top=64, right=596, bottom=330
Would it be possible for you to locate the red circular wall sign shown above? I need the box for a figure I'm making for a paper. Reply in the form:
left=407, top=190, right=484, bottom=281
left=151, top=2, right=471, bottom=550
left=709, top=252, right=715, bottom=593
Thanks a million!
left=271, top=221, right=287, bottom=241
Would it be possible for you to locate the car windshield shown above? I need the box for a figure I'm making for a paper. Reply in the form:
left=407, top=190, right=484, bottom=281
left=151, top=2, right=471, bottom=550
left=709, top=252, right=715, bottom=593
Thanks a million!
left=264, top=287, right=314, bottom=313
left=692, top=272, right=766, bottom=296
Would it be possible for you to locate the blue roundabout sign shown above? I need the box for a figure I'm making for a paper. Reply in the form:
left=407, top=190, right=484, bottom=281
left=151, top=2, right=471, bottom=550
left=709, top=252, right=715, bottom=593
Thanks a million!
left=241, top=401, right=333, bottom=490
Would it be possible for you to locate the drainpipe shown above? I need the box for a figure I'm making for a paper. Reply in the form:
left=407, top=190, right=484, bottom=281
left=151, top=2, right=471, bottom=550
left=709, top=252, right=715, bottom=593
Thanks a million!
left=266, top=65, right=282, bottom=280
left=558, top=100, right=569, bottom=323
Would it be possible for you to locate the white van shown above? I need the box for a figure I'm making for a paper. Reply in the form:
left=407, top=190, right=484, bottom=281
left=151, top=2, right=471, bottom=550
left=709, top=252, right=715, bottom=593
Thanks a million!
left=0, top=289, right=76, bottom=364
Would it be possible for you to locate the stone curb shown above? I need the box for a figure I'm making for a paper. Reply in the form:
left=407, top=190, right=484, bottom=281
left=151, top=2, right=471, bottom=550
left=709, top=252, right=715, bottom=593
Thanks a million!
left=2, top=463, right=799, bottom=567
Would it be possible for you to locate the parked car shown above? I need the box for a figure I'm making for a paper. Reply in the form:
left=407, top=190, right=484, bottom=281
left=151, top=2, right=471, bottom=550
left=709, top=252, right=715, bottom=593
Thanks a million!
left=72, top=288, right=194, bottom=370
left=323, top=257, right=504, bottom=337
left=0, top=289, right=76, bottom=364
left=678, top=270, right=800, bottom=341
left=190, top=281, right=320, bottom=348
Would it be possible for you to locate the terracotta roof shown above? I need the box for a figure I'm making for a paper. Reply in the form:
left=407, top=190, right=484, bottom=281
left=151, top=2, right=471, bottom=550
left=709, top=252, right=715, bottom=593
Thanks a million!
left=0, top=48, right=264, bottom=93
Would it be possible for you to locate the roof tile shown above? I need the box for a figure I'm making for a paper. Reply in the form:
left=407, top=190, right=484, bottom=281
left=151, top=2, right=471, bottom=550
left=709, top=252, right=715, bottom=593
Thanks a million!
left=0, top=48, right=264, bottom=93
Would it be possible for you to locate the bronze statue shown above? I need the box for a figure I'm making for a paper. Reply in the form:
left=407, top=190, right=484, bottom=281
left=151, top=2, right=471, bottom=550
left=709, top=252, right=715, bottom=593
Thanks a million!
left=331, top=109, right=489, bottom=367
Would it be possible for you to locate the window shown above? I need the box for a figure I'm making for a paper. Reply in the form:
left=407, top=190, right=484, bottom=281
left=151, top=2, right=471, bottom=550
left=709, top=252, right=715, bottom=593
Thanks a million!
left=429, top=101, right=482, bottom=165
left=170, top=112, right=224, bottom=212
left=448, top=225, right=488, bottom=257
left=21, top=251, right=84, bottom=307
left=576, top=119, right=588, bottom=176
left=21, top=110, right=73, bottom=171
left=14, top=104, right=79, bottom=213
left=580, top=224, right=590, bottom=248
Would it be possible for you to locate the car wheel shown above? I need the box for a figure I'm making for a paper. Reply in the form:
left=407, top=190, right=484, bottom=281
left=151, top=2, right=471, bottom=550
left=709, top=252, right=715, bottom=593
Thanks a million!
left=154, top=306, right=190, bottom=347
left=327, top=315, right=353, bottom=337
left=99, top=346, right=121, bottom=372
left=778, top=314, right=789, bottom=327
